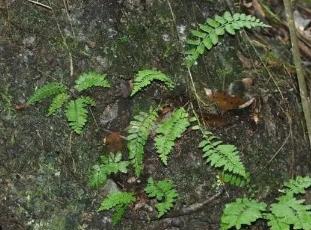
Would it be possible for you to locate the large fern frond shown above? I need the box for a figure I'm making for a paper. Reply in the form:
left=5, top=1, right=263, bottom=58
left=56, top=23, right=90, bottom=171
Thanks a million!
left=155, top=108, right=190, bottom=165
left=27, top=82, right=67, bottom=105
left=127, top=107, right=158, bottom=176
left=74, top=72, right=110, bottom=92
left=98, top=191, right=136, bottom=225
left=47, top=92, right=69, bottom=116
left=185, top=12, right=269, bottom=67
left=65, top=96, right=95, bottom=134
left=89, top=152, right=129, bottom=189
left=131, top=69, right=174, bottom=96
left=145, top=177, right=178, bottom=218
left=199, top=130, right=249, bottom=186
left=267, top=195, right=311, bottom=230
left=221, top=198, right=267, bottom=230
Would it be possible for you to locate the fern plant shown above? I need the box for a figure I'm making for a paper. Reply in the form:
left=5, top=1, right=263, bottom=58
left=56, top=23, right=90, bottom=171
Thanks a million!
left=98, top=191, right=136, bottom=225
left=221, top=198, right=267, bottom=230
left=220, top=176, right=311, bottom=230
left=155, top=108, right=190, bottom=165
left=131, top=69, right=174, bottom=96
left=185, top=11, right=269, bottom=67
left=27, top=72, right=110, bottom=134
left=127, top=107, right=158, bottom=176
left=145, top=177, right=178, bottom=218
left=89, top=152, right=129, bottom=188
left=199, top=130, right=249, bottom=186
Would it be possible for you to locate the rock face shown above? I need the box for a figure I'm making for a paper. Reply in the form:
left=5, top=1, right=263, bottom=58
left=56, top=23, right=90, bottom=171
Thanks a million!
left=0, top=0, right=310, bottom=229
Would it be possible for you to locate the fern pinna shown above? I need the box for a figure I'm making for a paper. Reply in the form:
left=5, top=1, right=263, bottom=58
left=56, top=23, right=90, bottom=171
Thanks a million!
left=131, top=69, right=175, bottom=96
left=74, top=72, right=110, bottom=92
left=127, top=107, right=158, bottom=176
left=98, top=191, right=136, bottom=225
left=185, top=11, right=269, bottom=67
left=89, top=152, right=129, bottom=188
left=155, top=108, right=190, bottom=165
left=199, top=130, right=249, bottom=186
left=145, top=177, right=178, bottom=218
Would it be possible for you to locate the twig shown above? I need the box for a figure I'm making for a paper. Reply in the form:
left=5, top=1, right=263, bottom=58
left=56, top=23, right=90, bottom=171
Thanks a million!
left=267, top=132, right=290, bottom=164
left=283, top=0, right=311, bottom=148
left=26, top=0, right=52, bottom=10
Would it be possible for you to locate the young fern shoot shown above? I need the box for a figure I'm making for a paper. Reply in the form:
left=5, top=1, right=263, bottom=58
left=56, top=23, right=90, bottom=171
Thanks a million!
left=145, top=177, right=178, bottom=218
left=155, top=108, right=190, bottom=165
left=131, top=69, right=174, bottom=96
left=185, top=11, right=269, bottom=67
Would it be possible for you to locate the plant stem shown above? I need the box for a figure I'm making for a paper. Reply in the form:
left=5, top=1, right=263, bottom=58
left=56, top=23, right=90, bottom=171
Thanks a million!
left=283, top=0, right=311, bottom=147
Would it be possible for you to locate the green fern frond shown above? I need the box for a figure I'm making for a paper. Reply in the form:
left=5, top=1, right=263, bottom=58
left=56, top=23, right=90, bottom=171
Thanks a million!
left=127, top=107, right=158, bottom=177
left=27, top=82, right=67, bottom=105
left=74, top=72, right=110, bottom=92
left=221, top=198, right=267, bottom=230
left=199, top=130, right=249, bottom=186
left=47, top=92, right=69, bottom=116
left=185, top=12, right=269, bottom=67
left=65, top=96, right=96, bottom=134
left=281, top=176, right=311, bottom=196
left=89, top=152, right=129, bottom=189
left=155, top=108, right=190, bottom=165
left=131, top=69, right=174, bottom=96
left=267, top=194, right=311, bottom=230
left=98, top=191, right=135, bottom=225
left=145, top=177, right=178, bottom=218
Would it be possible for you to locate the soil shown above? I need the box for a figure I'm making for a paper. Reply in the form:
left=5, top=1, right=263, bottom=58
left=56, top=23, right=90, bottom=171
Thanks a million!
left=0, top=0, right=310, bottom=229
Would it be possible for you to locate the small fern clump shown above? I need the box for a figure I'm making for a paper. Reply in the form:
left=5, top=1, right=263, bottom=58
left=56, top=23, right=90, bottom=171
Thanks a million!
left=155, top=108, right=190, bottom=165
left=98, top=191, right=136, bottom=225
left=185, top=11, right=269, bottom=67
left=220, top=176, right=311, bottom=230
left=127, top=107, right=158, bottom=176
left=27, top=72, right=110, bottom=134
left=89, top=152, right=129, bottom=188
left=199, top=130, right=249, bottom=186
left=131, top=69, right=174, bottom=96
left=145, top=177, right=178, bottom=218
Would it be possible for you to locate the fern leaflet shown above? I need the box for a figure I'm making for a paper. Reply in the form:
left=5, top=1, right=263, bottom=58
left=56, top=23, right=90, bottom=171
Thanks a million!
left=27, top=82, right=67, bottom=105
left=155, top=108, right=190, bottom=165
left=199, top=130, right=249, bottom=186
left=220, top=198, right=267, bottom=230
left=281, top=176, right=311, bottom=196
left=131, top=69, right=174, bottom=96
left=65, top=96, right=95, bottom=134
left=47, top=92, right=69, bottom=116
left=89, top=152, right=129, bottom=189
left=185, top=12, right=269, bottom=67
left=74, top=72, right=110, bottom=92
left=145, top=177, right=178, bottom=218
left=98, top=191, right=135, bottom=225
left=127, top=107, right=158, bottom=176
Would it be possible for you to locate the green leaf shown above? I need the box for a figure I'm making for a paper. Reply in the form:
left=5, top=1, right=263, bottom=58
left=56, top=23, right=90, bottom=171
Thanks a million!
left=27, top=82, right=67, bottom=105
left=206, top=18, right=220, bottom=28
left=155, top=108, right=190, bottom=165
left=145, top=178, right=178, bottom=218
left=281, top=176, right=311, bottom=196
left=131, top=69, right=174, bottom=96
left=225, top=24, right=235, bottom=35
left=47, top=92, right=69, bottom=116
left=221, top=198, right=267, bottom=230
left=209, top=33, right=219, bottom=45
left=65, top=96, right=95, bottom=134
left=74, top=72, right=110, bottom=92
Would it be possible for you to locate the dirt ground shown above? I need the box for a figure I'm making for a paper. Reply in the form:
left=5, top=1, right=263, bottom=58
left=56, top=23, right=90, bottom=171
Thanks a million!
left=0, top=0, right=311, bottom=229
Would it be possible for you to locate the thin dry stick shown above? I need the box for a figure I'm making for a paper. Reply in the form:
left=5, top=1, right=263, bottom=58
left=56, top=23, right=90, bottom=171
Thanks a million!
left=26, top=0, right=52, bottom=10
left=283, top=0, right=311, bottom=147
